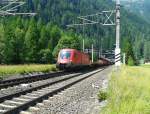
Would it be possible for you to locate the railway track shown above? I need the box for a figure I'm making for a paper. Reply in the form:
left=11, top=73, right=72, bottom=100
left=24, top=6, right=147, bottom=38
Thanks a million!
left=0, top=67, right=106, bottom=114
left=0, top=71, right=78, bottom=89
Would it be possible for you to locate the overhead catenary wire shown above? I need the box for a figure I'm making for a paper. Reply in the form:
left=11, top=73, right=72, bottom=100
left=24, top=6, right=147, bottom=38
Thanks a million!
left=0, top=0, right=36, bottom=16
left=67, top=0, right=139, bottom=66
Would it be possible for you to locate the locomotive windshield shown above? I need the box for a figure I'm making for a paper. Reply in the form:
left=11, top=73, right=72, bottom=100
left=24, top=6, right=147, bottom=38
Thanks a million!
left=60, top=51, right=71, bottom=59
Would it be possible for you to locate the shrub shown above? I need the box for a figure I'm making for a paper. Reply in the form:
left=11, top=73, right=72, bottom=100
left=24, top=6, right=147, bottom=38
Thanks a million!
left=128, top=56, right=135, bottom=66
left=98, top=90, right=108, bottom=101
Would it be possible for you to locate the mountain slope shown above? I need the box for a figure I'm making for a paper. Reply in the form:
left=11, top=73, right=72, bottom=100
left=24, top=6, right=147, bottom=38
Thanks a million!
left=0, top=0, right=150, bottom=64
left=29, top=0, right=150, bottom=60
left=122, top=0, right=150, bottom=23
left=26, top=0, right=150, bottom=45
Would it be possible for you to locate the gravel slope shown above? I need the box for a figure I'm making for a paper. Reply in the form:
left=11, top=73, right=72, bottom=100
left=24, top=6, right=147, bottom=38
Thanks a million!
left=0, top=73, right=81, bottom=98
left=24, top=66, right=112, bottom=114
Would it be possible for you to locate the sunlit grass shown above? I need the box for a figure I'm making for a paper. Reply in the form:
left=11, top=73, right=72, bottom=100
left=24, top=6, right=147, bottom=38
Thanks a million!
left=141, top=64, right=150, bottom=68
left=101, top=65, right=150, bottom=114
left=0, top=64, right=57, bottom=78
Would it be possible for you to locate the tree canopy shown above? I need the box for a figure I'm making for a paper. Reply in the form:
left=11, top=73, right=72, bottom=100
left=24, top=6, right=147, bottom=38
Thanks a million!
left=0, top=0, right=150, bottom=64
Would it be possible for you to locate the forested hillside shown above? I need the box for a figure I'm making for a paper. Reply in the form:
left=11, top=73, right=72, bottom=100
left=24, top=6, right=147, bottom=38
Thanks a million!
left=121, top=0, right=150, bottom=62
left=122, top=0, right=150, bottom=23
left=0, top=0, right=150, bottom=64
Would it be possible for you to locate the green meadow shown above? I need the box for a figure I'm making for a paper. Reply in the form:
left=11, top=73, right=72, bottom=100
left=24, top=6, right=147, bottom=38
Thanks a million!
left=0, top=64, right=57, bottom=78
left=101, top=65, right=150, bottom=114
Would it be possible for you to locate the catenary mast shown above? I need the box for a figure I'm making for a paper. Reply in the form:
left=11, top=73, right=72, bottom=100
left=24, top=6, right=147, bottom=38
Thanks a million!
left=115, top=0, right=121, bottom=66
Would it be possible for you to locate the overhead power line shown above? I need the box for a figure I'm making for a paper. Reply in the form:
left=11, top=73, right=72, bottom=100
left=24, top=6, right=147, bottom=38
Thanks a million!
left=67, top=0, right=121, bottom=67
left=67, top=10, right=116, bottom=27
left=0, top=0, right=36, bottom=16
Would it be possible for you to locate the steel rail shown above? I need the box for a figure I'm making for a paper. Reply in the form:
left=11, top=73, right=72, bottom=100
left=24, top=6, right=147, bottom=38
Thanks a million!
left=0, top=67, right=106, bottom=114
left=0, top=72, right=84, bottom=103
left=0, top=71, right=75, bottom=89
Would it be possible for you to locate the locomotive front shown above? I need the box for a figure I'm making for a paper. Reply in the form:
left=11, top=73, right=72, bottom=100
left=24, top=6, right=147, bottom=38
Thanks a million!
left=56, top=49, right=73, bottom=70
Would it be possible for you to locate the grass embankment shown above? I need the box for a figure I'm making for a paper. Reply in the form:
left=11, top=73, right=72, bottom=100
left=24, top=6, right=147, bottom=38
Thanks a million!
left=101, top=65, right=150, bottom=114
left=142, top=64, right=150, bottom=68
left=0, top=64, right=57, bottom=78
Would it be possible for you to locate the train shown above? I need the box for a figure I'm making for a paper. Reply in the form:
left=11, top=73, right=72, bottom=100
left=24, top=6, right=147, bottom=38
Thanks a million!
left=56, top=49, right=111, bottom=70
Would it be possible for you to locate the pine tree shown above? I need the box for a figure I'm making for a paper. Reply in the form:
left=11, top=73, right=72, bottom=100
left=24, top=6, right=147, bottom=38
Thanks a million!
left=3, top=25, right=15, bottom=64
left=24, top=19, right=39, bottom=63
left=0, top=24, right=5, bottom=64
left=13, top=27, right=25, bottom=64
left=123, top=38, right=136, bottom=65
left=39, top=26, right=49, bottom=49
left=50, top=25, right=61, bottom=50
left=144, top=41, right=150, bottom=62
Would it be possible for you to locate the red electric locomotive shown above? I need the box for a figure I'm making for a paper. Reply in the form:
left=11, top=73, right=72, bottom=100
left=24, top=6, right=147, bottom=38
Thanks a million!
left=56, top=49, right=90, bottom=70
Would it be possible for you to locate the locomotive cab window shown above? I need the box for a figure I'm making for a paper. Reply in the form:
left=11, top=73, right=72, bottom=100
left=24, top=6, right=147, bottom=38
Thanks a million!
left=60, top=51, right=71, bottom=59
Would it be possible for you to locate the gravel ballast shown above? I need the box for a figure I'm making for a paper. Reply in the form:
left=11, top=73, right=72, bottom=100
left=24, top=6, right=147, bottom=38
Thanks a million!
left=0, top=73, right=82, bottom=98
left=25, top=66, right=112, bottom=114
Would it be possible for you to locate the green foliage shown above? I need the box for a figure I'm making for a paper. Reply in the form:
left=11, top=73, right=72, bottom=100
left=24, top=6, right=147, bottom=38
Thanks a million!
left=0, top=64, right=57, bottom=78
left=13, top=28, right=25, bottom=64
left=0, top=0, right=150, bottom=64
left=0, top=19, right=54, bottom=64
left=144, top=41, right=150, bottom=61
left=50, top=25, right=61, bottom=50
left=0, top=24, right=5, bottom=63
left=0, top=17, right=82, bottom=64
left=128, top=56, right=135, bottom=66
left=53, top=34, right=80, bottom=57
left=3, top=25, right=15, bottom=64
left=39, top=49, right=53, bottom=63
left=98, top=90, right=108, bottom=101
left=123, top=38, right=136, bottom=65
left=123, top=0, right=150, bottom=23
left=24, top=19, right=39, bottom=63
left=92, top=53, right=98, bottom=62
left=102, top=66, right=150, bottom=114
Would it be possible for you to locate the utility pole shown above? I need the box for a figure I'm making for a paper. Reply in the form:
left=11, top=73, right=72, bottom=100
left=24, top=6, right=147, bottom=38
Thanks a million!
left=123, top=53, right=126, bottom=65
left=83, top=39, right=85, bottom=52
left=82, top=20, right=85, bottom=52
left=101, top=38, right=103, bottom=58
left=115, top=0, right=121, bottom=66
left=67, top=4, right=117, bottom=64
left=92, top=44, right=94, bottom=63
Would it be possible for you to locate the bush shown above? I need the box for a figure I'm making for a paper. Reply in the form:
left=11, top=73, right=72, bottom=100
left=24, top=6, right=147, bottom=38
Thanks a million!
left=128, top=56, right=135, bottom=66
left=98, top=90, right=108, bottom=101
left=39, top=49, right=53, bottom=63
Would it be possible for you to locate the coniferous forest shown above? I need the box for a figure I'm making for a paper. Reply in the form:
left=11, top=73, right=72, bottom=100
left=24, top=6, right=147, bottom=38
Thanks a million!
left=0, top=0, right=150, bottom=64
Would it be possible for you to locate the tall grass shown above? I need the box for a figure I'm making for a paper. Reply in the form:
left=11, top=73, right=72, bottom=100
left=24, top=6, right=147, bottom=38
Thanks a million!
left=0, top=64, right=57, bottom=78
left=141, top=64, right=150, bottom=68
left=102, top=66, right=150, bottom=114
